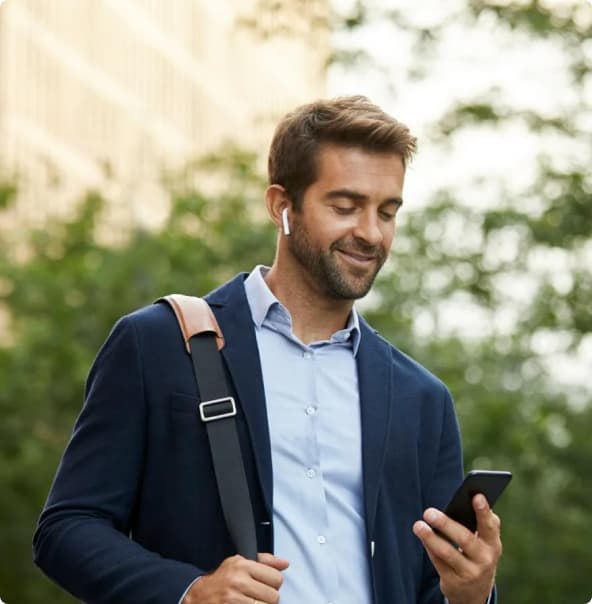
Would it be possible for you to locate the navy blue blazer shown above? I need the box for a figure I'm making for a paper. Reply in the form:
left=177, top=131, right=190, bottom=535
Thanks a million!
left=34, top=274, right=466, bottom=604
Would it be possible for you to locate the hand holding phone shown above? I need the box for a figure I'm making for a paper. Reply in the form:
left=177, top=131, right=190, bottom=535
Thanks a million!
left=414, top=470, right=508, bottom=604
left=443, top=470, right=511, bottom=533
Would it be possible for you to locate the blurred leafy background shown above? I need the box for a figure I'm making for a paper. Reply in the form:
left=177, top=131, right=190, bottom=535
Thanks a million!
left=1, top=0, right=591, bottom=602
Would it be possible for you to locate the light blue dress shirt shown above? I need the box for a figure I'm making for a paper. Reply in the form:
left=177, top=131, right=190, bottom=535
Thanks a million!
left=244, top=266, right=373, bottom=604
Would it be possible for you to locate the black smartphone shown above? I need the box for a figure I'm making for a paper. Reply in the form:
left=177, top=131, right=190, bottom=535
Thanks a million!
left=443, top=470, right=512, bottom=533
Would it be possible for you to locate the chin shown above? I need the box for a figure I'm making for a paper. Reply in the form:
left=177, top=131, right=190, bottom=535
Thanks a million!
left=327, top=280, right=374, bottom=300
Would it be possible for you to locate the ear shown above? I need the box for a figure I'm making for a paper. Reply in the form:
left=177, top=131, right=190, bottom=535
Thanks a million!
left=265, top=184, right=291, bottom=232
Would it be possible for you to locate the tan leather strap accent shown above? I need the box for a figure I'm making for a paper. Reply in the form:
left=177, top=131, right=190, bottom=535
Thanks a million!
left=158, top=294, right=225, bottom=353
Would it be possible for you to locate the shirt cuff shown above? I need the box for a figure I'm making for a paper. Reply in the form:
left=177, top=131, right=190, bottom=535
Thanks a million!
left=443, top=591, right=494, bottom=604
left=177, top=576, right=201, bottom=604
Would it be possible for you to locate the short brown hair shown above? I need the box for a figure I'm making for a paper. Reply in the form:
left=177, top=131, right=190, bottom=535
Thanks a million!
left=268, top=95, right=417, bottom=208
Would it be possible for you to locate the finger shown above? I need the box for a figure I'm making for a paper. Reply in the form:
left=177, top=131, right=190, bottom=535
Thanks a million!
left=474, top=494, right=502, bottom=545
left=422, top=507, right=480, bottom=557
left=413, top=519, right=469, bottom=575
left=244, top=580, right=281, bottom=604
left=249, top=561, right=285, bottom=590
left=418, top=502, right=502, bottom=569
left=257, top=552, right=290, bottom=570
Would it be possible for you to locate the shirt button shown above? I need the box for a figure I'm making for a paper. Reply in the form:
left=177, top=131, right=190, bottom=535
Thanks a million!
left=305, top=406, right=316, bottom=416
left=303, top=351, right=313, bottom=359
left=306, top=468, right=316, bottom=478
left=317, top=535, right=326, bottom=544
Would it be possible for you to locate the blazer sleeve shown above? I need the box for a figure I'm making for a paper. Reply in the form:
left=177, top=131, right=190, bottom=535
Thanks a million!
left=417, top=388, right=499, bottom=604
left=33, top=316, right=202, bottom=604
left=418, top=386, right=464, bottom=604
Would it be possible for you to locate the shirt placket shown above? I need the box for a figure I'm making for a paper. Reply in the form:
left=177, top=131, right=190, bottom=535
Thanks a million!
left=305, top=345, right=340, bottom=603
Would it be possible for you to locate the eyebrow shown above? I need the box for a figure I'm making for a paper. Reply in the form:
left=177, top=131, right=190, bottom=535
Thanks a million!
left=325, top=188, right=404, bottom=207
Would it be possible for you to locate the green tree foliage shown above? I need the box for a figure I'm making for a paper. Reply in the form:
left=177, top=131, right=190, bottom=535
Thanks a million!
left=0, top=151, right=276, bottom=603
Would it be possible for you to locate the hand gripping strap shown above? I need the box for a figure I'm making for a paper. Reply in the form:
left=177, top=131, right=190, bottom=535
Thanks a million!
left=156, top=294, right=257, bottom=560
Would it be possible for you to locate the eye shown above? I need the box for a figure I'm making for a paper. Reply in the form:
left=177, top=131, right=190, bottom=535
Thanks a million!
left=332, top=205, right=356, bottom=215
left=379, top=209, right=397, bottom=221
left=378, top=202, right=401, bottom=221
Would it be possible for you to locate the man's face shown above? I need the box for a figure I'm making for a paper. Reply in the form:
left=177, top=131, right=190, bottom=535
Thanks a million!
left=287, top=144, right=405, bottom=300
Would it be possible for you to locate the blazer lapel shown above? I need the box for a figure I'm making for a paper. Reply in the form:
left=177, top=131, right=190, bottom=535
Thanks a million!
left=207, top=276, right=274, bottom=518
left=357, top=321, right=393, bottom=538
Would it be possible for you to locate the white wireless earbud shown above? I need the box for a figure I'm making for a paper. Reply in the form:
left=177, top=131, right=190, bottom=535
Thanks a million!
left=281, top=207, right=290, bottom=235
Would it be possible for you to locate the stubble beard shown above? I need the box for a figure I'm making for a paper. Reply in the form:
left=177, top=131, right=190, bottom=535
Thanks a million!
left=287, top=217, right=387, bottom=300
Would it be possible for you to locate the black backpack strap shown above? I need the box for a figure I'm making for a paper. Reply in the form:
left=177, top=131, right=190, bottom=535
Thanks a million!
left=156, top=295, right=258, bottom=560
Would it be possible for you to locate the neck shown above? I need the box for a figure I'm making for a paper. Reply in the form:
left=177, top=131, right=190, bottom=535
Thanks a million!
left=264, top=263, right=354, bottom=345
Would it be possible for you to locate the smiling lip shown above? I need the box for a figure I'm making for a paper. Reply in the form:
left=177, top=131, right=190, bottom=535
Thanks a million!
left=336, top=249, right=378, bottom=265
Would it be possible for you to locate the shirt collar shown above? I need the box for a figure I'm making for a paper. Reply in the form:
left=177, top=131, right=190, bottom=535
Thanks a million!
left=244, top=265, right=361, bottom=356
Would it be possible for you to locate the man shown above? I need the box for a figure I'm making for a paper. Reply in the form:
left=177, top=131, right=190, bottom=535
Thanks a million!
left=34, top=96, right=502, bottom=604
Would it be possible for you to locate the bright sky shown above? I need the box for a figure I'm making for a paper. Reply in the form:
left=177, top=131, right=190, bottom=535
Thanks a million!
left=328, top=0, right=590, bottom=206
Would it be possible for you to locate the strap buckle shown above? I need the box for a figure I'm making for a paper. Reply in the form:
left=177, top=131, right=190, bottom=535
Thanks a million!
left=199, top=397, right=237, bottom=422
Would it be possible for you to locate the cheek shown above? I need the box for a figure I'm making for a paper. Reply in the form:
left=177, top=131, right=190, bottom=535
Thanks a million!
left=294, top=217, right=339, bottom=251
left=313, top=221, right=352, bottom=246
left=382, top=222, right=396, bottom=248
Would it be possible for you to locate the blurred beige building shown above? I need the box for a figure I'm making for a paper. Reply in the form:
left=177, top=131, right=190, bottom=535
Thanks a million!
left=0, top=0, right=328, bottom=228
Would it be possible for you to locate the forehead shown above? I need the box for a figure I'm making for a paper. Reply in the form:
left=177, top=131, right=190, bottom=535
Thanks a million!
left=313, top=144, right=405, bottom=194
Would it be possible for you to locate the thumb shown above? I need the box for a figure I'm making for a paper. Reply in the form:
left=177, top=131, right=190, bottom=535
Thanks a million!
left=257, top=552, right=290, bottom=570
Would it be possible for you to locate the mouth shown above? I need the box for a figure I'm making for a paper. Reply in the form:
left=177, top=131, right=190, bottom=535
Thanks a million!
left=335, top=249, right=378, bottom=267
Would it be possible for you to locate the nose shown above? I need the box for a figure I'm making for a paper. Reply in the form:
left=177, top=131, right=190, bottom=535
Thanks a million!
left=352, top=211, right=384, bottom=247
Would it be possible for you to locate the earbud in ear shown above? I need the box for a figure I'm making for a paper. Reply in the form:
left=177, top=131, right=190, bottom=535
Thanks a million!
left=281, top=207, right=290, bottom=235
